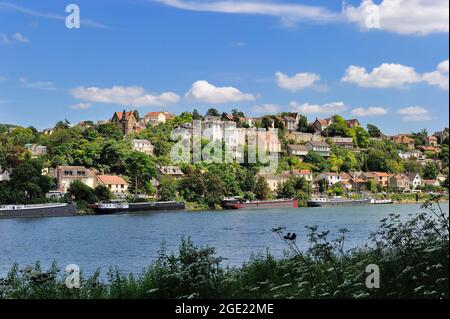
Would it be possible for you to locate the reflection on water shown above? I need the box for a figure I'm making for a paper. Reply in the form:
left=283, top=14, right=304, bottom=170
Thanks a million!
left=0, top=203, right=448, bottom=276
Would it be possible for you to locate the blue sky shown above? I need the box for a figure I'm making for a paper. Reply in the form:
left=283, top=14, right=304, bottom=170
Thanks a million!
left=0, top=0, right=448, bottom=134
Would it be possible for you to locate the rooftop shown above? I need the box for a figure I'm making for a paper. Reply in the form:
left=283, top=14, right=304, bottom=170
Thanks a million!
left=97, top=175, right=128, bottom=185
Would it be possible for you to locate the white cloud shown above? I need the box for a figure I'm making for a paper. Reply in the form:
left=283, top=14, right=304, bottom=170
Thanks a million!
left=289, top=101, right=347, bottom=114
left=342, top=61, right=449, bottom=90
left=422, top=60, right=449, bottom=91
left=20, top=77, right=56, bottom=90
left=230, top=42, right=246, bottom=47
left=351, top=107, right=387, bottom=117
left=251, top=103, right=279, bottom=114
left=12, top=32, right=29, bottom=43
left=185, top=80, right=255, bottom=104
left=71, top=86, right=180, bottom=107
left=345, top=0, right=449, bottom=35
left=342, top=63, right=421, bottom=88
left=397, top=106, right=433, bottom=121
left=275, top=71, right=321, bottom=92
left=155, top=0, right=340, bottom=26
left=70, top=103, right=91, bottom=110
left=1, top=32, right=29, bottom=44
left=25, top=81, right=56, bottom=90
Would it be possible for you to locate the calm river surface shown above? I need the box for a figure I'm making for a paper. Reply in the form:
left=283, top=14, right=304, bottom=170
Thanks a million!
left=0, top=203, right=448, bottom=276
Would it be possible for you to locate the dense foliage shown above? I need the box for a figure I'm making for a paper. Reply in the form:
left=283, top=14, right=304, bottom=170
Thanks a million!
left=0, top=112, right=448, bottom=207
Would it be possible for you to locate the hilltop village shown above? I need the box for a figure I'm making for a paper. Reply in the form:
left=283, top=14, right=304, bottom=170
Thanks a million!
left=0, top=108, right=448, bottom=209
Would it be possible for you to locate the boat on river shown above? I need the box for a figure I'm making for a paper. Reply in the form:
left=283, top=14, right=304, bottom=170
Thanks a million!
left=0, top=203, right=77, bottom=219
left=93, top=200, right=186, bottom=214
left=221, top=198, right=298, bottom=210
left=307, top=196, right=393, bottom=207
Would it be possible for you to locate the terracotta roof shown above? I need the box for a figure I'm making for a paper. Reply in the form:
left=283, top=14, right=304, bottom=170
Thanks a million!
left=316, top=118, right=332, bottom=126
left=339, top=172, right=352, bottom=180
left=422, top=179, right=438, bottom=185
left=420, top=146, right=440, bottom=152
left=115, top=111, right=135, bottom=121
left=351, top=178, right=366, bottom=183
left=293, top=169, right=312, bottom=175
left=97, top=175, right=128, bottom=185
left=346, top=119, right=360, bottom=126
left=372, top=172, right=391, bottom=177
left=146, top=111, right=173, bottom=117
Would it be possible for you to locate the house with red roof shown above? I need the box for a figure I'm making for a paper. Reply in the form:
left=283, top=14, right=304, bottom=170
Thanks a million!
left=96, top=175, right=129, bottom=196
left=111, top=110, right=138, bottom=135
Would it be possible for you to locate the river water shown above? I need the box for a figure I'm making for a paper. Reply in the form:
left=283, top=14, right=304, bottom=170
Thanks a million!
left=0, top=203, right=448, bottom=276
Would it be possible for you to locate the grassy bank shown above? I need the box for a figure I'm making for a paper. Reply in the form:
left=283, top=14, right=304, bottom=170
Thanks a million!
left=1, top=199, right=448, bottom=299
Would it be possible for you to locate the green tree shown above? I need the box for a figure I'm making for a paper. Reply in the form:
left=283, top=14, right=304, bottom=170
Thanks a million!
left=254, top=176, right=270, bottom=200
left=192, top=109, right=202, bottom=120
left=125, top=152, right=156, bottom=193
left=67, top=180, right=97, bottom=204
left=277, top=179, right=296, bottom=199
left=367, top=124, right=382, bottom=138
left=97, top=123, right=123, bottom=140
left=422, top=162, right=439, bottom=179
left=404, top=161, right=423, bottom=174
left=178, top=169, right=205, bottom=202
left=297, top=115, right=309, bottom=133
left=8, top=159, right=51, bottom=204
left=204, top=173, right=226, bottom=208
left=95, top=185, right=112, bottom=201
left=304, top=151, right=330, bottom=172
left=354, top=126, right=370, bottom=148
left=206, top=108, right=220, bottom=117
left=411, top=129, right=428, bottom=147
left=159, top=177, right=178, bottom=201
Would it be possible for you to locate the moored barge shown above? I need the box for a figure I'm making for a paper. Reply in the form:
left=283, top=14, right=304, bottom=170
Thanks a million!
left=93, top=200, right=186, bottom=214
left=0, top=203, right=77, bottom=219
left=221, top=198, right=298, bottom=210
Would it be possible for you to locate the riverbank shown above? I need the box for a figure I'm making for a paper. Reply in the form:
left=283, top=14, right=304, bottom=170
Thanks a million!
left=1, top=202, right=448, bottom=299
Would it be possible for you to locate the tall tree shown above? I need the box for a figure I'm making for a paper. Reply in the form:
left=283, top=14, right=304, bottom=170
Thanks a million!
left=297, top=115, right=309, bottom=133
left=367, top=124, right=382, bottom=138
left=205, top=108, right=220, bottom=117
left=254, top=176, right=270, bottom=200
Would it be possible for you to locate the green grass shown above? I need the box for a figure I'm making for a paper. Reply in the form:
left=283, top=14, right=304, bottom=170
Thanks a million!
left=1, top=199, right=448, bottom=299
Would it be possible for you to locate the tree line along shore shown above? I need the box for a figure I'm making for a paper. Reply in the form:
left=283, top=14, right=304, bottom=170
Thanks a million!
left=0, top=109, right=448, bottom=211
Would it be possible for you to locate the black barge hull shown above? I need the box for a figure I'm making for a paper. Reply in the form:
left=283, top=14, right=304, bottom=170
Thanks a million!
left=0, top=204, right=77, bottom=219
left=307, top=199, right=371, bottom=207
left=94, top=202, right=186, bottom=214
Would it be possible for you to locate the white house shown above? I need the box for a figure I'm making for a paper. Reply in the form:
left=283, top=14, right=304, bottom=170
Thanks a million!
left=316, top=173, right=341, bottom=187
left=408, top=173, right=422, bottom=190
left=96, top=175, right=129, bottom=196
left=398, top=150, right=425, bottom=160
left=56, top=166, right=95, bottom=193
left=287, top=144, right=309, bottom=159
left=291, top=169, right=313, bottom=182
left=306, top=141, right=330, bottom=157
left=0, top=166, right=10, bottom=182
left=132, top=139, right=154, bottom=156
